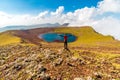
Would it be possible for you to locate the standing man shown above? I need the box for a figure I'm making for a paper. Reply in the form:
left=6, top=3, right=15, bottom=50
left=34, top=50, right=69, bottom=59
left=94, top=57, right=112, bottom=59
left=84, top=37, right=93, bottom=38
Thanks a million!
left=64, top=34, right=68, bottom=49
left=59, top=34, right=71, bottom=50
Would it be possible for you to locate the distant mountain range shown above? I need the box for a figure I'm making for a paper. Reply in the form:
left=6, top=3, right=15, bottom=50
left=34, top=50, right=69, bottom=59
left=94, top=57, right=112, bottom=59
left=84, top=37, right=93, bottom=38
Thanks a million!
left=0, top=23, right=69, bottom=32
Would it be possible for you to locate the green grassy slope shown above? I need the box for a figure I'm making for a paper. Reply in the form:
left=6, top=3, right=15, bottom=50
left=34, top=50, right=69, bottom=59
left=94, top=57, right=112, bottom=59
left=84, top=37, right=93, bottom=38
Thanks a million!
left=0, top=26, right=118, bottom=46
left=0, top=31, right=21, bottom=46
left=0, top=27, right=120, bottom=79
left=54, top=26, right=115, bottom=46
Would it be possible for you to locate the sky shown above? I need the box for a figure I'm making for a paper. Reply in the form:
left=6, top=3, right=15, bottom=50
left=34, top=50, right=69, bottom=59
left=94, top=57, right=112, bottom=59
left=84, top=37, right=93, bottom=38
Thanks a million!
left=0, top=0, right=100, bottom=14
left=0, top=0, right=120, bottom=39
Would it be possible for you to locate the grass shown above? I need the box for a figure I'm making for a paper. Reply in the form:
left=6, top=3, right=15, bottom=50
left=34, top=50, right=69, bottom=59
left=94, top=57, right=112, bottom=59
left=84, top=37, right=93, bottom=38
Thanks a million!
left=19, top=43, right=36, bottom=46
left=0, top=27, right=120, bottom=79
left=0, top=26, right=119, bottom=47
left=0, top=32, right=21, bottom=46
left=112, top=63, right=120, bottom=69
left=73, top=49, right=120, bottom=60
left=54, top=26, right=115, bottom=46
left=73, top=49, right=120, bottom=69
left=95, top=52, right=120, bottom=59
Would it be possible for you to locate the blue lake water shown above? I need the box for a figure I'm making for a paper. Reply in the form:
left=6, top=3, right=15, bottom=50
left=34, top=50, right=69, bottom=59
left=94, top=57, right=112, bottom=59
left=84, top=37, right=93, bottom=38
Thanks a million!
left=38, top=33, right=77, bottom=43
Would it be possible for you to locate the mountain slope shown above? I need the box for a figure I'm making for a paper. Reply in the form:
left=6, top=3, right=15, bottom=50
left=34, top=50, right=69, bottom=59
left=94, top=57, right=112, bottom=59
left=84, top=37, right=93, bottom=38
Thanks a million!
left=54, top=27, right=114, bottom=44
left=0, top=31, right=21, bottom=46
left=0, top=23, right=68, bottom=32
left=0, top=26, right=118, bottom=46
left=0, top=43, right=120, bottom=80
left=0, top=26, right=120, bottom=80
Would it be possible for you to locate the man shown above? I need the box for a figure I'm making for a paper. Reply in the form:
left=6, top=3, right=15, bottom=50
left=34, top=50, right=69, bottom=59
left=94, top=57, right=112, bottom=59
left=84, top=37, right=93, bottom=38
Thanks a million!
left=59, top=34, right=71, bottom=50
left=64, top=34, right=68, bottom=49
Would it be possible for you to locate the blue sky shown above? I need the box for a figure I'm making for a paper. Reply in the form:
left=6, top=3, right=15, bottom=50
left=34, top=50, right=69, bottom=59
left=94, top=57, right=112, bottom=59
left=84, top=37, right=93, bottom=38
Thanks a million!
left=0, top=0, right=120, bottom=39
left=0, top=0, right=101, bottom=14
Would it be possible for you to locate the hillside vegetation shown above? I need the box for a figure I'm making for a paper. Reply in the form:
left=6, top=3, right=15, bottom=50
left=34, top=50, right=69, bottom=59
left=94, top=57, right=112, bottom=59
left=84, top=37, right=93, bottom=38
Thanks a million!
left=54, top=27, right=115, bottom=46
left=0, top=31, right=21, bottom=46
left=0, top=44, right=120, bottom=80
left=0, top=26, right=120, bottom=80
left=0, top=26, right=117, bottom=46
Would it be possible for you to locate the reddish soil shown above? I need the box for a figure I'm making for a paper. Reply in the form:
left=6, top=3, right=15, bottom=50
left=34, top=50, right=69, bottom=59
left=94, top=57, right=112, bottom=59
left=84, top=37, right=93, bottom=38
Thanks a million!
left=14, top=28, right=55, bottom=44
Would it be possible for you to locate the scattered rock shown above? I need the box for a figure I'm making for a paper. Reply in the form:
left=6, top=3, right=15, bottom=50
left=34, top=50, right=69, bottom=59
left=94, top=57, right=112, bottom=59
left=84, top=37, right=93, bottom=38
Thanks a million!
left=67, top=63, right=75, bottom=67
left=13, top=64, right=23, bottom=71
left=0, top=60, right=5, bottom=65
left=79, top=59, right=86, bottom=65
left=42, top=76, right=51, bottom=80
left=95, top=75, right=102, bottom=79
left=25, top=59, right=32, bottom=62
left=0, top=44, right=120, bottom=80
left=74, top=77, right=83, bottom=80
left=53, top=58, right=63, bottom=66
left=87, top=76, right=93, bottom=80
left=38, top=66, right=47, bottom=74
left=94, top=72, right=102, bottom=80
left=30, top=74, right=37, bottom=80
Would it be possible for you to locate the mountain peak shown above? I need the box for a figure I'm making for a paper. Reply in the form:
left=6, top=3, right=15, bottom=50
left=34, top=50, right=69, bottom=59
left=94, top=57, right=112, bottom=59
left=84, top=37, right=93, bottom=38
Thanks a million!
left=0, top=23, right=69, bottom=32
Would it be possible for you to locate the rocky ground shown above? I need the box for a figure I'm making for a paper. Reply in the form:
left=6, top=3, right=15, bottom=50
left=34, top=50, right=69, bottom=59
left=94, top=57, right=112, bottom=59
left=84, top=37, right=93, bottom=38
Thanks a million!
left=0, top=44, right=120, bottom=80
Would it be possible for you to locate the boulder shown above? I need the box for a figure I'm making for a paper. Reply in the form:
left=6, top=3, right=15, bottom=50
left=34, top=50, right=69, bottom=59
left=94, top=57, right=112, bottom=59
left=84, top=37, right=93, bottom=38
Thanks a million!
left=38, top=66, right=47, bottom=74
left=13, top=64, right=23, bottom=71
left=53, top=58, right=63, bottom=66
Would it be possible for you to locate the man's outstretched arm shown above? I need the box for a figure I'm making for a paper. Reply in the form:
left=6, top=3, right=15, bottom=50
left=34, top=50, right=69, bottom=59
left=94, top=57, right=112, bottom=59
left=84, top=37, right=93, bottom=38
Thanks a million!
left=67, top=34, right=72, bottom=37
left=58, top=34, right=64, bottom=37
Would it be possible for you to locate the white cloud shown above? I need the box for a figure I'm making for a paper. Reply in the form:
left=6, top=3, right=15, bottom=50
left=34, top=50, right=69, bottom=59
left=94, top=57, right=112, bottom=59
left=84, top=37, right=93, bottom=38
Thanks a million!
left=93, top=17, right=120, bottom=39
left=64, top=7, right=97, bottom=26
left=38, top=11, right=48, bottom=18
left=98, top=0, right=120, bottom=13
left=0, top=11, right=49, bottom=27
left=0, top=0, right=120, bottom=39
left=51, top=6, right=64, bottom=16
